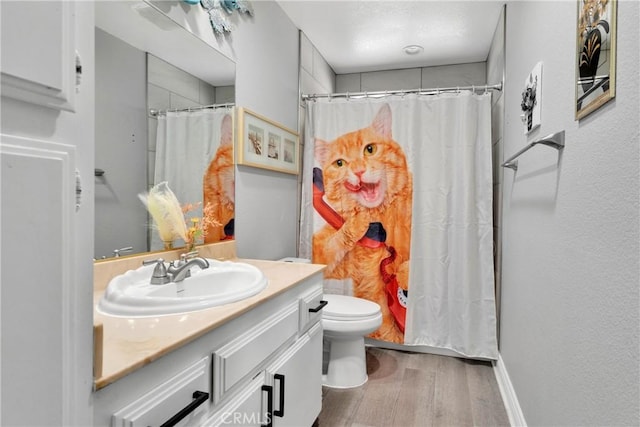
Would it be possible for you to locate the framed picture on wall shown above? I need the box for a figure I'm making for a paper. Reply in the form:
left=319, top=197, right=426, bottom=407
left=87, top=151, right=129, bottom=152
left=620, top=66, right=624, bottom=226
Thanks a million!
left=575, top=0, right=617, bottom=120
left=236, top=107, right=299, bottom=175
left=521, top=62, right=543, bottom=134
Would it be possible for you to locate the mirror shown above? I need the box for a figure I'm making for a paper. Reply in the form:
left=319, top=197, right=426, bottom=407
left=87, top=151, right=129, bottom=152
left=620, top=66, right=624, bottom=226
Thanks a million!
left=94, top=1, right=236, bottom=259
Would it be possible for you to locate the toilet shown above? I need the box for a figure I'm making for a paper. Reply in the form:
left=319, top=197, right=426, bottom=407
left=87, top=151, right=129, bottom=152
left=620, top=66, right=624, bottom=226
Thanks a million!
left=322, top=294, right=382, bottom=389
left=277, top=258, right=382, bottom=389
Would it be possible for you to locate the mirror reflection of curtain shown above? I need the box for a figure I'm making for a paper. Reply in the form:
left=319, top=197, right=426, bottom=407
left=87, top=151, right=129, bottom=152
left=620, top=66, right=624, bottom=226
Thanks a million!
left=153, top=108, right=232, bottom=250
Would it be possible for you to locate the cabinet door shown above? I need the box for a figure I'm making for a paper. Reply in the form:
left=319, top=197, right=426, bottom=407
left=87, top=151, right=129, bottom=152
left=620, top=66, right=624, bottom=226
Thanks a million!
left=0, top=0, right=77, bottom=111
left=1, top=135, right=77, bottom=426
left=267, top=323, right=323, bottom=427
left=206, top=372, right=272, bottom=427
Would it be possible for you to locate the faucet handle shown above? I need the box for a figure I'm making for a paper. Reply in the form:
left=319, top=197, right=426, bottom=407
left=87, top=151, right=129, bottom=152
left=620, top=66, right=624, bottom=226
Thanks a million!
left=182, top=250, right=200, bottom=260
left=172, top=250, right=199, bottom=270
left=171, top=255, right=192, bottom=279
left=113, top=246, right=133, bottom=257
left=142, top=258, right=171, bottom=285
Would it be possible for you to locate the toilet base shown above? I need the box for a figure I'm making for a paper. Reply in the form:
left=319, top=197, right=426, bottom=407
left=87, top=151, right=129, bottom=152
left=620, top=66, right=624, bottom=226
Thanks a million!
left=323, top=336, right=368, bottom=389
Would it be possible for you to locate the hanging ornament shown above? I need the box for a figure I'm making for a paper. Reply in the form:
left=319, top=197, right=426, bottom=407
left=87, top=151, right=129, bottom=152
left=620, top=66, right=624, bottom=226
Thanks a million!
left=200, top=0, right=232, bottom=34
left=236, top=0, right=253, bottom=16
left=220, top=0, right=238, bottom=14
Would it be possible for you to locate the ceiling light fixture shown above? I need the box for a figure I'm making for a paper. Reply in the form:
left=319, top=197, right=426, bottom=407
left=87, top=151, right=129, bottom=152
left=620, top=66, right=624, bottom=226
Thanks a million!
left=403, top=44, right=424, bottom=55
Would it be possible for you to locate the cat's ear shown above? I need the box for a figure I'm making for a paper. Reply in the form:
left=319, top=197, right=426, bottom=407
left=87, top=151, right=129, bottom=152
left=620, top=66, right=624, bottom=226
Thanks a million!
left=372, top=104, right=392, bottom=139
left=220, top=114, right=233, bottom=146
left=314, top=138, right=329, bottom=164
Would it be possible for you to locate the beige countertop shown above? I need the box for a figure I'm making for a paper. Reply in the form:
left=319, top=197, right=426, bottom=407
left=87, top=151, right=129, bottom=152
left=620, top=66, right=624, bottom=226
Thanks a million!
left=93, top=250, right=324, bottom=390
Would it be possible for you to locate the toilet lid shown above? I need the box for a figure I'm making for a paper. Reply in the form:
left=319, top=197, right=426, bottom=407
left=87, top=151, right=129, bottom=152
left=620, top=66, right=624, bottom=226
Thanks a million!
left=322, top=294, right=381, bottom=321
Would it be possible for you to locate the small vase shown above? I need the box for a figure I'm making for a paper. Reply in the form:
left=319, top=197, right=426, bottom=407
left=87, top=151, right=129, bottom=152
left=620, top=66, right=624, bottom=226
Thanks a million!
left=163, top=240, right=173, bottom=250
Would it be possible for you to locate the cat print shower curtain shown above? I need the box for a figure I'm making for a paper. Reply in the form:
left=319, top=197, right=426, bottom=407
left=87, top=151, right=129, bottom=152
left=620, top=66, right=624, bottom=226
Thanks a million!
left=300, top=94, right=498, bottom=359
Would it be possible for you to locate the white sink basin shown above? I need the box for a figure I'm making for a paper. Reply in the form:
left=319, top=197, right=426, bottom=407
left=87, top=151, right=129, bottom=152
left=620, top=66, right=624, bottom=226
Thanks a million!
left=97, top=259, right=268, bottom=317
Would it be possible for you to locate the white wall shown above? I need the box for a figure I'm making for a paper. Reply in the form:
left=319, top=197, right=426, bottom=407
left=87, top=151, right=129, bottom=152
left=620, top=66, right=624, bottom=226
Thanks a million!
left=336, top=61, right=486, bottom=93
left=500, top=1, right=639, bottom=425
left=231, top=2, right=300, bottom=259
left=300, top=32, right=336, bottom=98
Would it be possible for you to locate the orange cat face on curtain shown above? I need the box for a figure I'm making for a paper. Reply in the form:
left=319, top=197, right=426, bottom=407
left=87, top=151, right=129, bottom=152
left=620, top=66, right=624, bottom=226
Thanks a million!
left=312, top=104, right=413, bottom=344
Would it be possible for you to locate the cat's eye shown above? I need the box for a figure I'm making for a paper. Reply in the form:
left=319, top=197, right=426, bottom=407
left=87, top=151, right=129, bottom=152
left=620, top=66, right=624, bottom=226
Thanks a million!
left=364, top=144, right=377, bottom=155
left=334, top=159, right=346, bottom=167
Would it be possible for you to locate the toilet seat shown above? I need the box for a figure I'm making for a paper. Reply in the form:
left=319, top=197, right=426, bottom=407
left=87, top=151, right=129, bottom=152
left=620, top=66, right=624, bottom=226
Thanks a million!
left=322, top=294, right=381, bottom=321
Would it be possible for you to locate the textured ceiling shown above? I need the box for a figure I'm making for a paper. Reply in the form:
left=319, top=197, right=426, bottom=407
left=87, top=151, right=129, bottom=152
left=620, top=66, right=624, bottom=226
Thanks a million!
left=277, top=0, right=505, bottom=74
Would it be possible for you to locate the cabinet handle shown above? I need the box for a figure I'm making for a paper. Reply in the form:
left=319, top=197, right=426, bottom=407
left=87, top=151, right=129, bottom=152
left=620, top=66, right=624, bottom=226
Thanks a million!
left=309, top=300, right=328, bottom=313
left=274, top=374, right=285, bottom=417
left=262, top=385, right=273, bottom=427
left=159, top=390, right=209, bottom=427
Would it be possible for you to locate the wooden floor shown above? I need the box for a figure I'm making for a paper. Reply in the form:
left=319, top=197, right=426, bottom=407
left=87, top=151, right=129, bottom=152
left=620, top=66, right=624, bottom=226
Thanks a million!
left=318, top=347, right=510, bottom=427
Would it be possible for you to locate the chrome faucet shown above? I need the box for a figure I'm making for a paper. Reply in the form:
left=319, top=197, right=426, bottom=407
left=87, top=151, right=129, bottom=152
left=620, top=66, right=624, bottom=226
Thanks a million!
left=143, top=256, right=210, bottom=284
left=167, top=257, right=210, bottom=282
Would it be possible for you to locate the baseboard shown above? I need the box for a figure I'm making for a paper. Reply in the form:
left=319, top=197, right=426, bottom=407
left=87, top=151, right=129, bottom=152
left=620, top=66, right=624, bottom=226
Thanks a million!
left=493, top=354, right=527, bottom=427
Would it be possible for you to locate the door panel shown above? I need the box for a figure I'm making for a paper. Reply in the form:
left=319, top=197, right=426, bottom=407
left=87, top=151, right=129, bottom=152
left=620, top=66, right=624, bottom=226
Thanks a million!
left=1, top=1, right=76, bottom=111
left=268, top=323, right=323, bottom=427
left=1, top=135, right=76, bottom=426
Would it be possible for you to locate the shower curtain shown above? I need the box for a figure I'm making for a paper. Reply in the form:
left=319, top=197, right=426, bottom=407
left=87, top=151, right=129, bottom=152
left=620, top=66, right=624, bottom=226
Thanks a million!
left=300, top=93, right=498, bottom=359
left=153, top=108, right=233, bottom=250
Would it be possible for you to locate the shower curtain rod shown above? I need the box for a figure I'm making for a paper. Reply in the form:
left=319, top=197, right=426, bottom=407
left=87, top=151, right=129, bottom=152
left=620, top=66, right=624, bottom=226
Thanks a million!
left=149, top=102, right=235, bottom=117
left=302, top=82, right=502, bottom=101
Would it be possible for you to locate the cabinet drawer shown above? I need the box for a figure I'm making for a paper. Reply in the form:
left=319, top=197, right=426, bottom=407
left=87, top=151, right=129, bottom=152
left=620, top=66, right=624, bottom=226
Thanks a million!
left=111, top=357, right=209, bottom=427
left=212, top=301, right=298, bottom=403
left=299, top=286, right=325, bottom=334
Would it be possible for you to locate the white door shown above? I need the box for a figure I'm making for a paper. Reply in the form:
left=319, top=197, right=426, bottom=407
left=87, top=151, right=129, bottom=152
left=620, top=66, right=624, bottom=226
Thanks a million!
left=0, top=1, right=94, bottom=425
left=267, top=323, right=323, bottom=427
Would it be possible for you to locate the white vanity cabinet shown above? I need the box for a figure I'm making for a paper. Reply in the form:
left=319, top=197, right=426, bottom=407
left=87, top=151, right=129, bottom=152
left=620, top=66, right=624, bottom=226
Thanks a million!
left=206, top=286, right=324, bottom=427
left=206, top=318, right=322, bottom=427
left=111, top=357, right=211, bottom=427
left=94, top=269, right=325, bottom=427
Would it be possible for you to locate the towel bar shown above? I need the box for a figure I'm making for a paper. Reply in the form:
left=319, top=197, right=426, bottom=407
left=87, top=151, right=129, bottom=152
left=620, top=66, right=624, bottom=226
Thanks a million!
left=502, top=131, right=565, bottom=171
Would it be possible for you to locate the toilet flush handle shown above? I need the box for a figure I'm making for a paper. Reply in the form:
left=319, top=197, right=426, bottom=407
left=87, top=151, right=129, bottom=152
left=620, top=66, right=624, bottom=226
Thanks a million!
left=309, top=300, right=328, bottom=313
